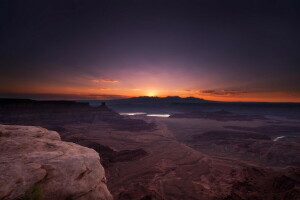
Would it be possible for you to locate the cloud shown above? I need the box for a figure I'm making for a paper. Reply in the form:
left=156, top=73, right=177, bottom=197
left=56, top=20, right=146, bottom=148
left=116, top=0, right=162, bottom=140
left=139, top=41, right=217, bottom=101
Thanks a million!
left=101, top=78, right=119, bottom=83
left=201, top=89, right=247, bottom=96
left=183, top=89, right=201, bottom=93
left=183, top=89, right=248, bottom=97
left=91, top=78, right=119, bottom=83
left=98, top=87, right=109, bottom=90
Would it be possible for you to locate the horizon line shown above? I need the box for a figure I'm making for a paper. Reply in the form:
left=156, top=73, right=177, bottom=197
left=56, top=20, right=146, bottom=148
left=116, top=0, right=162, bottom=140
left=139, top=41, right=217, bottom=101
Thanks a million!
left=0, top=96, right=300, bottom=104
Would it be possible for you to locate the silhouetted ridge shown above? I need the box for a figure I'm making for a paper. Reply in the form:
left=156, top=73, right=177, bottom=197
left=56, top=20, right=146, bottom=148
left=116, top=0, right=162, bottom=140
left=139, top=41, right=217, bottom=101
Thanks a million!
left=82, top=96, right=210, bottom=106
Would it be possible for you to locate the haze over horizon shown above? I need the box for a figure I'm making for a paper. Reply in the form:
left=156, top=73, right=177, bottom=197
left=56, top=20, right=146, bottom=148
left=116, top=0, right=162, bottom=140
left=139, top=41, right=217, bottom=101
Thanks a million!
left=1, top=0, right=300, bottom=102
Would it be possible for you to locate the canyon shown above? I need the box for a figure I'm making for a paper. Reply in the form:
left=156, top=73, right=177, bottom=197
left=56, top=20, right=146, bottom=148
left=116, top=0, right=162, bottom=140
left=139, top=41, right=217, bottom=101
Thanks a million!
left=0, top=99, right=299, bottom=199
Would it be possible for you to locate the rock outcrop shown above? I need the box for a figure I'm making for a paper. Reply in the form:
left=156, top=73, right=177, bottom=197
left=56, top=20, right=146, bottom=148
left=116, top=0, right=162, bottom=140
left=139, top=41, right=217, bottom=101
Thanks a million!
left=0, top=124, right=112, bottom=200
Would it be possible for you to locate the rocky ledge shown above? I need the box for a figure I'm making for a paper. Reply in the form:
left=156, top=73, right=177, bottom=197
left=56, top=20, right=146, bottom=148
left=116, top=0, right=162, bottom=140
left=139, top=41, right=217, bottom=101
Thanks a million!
left=0, top=125, right=112, bottom=200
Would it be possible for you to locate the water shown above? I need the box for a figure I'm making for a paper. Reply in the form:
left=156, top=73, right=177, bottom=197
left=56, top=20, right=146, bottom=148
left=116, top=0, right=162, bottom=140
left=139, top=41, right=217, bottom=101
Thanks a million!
left=120, top=112, right=146, bottom=116
left=147, top=114, right=170, bottom=118
left=120, top=112, right=170, bottom=118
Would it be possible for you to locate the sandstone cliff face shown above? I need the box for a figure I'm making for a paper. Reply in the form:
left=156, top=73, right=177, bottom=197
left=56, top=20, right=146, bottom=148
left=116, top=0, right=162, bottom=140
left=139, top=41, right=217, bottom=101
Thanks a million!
left=0, top=125, right=112, bottom=200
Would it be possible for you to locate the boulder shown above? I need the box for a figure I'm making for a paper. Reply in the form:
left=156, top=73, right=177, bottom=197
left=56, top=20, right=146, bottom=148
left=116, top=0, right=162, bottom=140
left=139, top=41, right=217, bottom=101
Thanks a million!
left=0, top=125, right=112, bottom=200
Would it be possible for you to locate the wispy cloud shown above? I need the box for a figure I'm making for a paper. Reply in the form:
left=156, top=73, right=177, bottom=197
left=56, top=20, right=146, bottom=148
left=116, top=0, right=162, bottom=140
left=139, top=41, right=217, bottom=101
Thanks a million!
left=98, top=87, right=109, bottom=91
left=91, top=78, right=119, bottom=83
left=101, top=78, right=119, bottom=83
left=183, top=89, right=248, bottom=97
left=91, top=79, right=100, bottom=83
left=201, top=89, right=247, bottom=96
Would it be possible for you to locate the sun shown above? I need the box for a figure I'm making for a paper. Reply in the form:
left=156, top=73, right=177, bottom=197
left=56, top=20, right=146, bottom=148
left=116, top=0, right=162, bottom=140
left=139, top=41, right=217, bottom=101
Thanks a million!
left=146, top=90, right=158, bottom=97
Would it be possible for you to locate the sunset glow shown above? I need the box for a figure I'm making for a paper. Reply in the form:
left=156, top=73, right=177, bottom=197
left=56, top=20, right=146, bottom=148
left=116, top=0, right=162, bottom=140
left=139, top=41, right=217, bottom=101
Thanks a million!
left=145, top=90, right=158, bottom=97
left=0, top=1, right=299, bottom=102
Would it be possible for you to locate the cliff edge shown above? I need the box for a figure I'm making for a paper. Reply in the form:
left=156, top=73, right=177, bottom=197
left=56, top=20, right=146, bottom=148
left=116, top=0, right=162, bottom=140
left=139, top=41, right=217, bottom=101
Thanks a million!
left=0, top=124, right=112, bottom=200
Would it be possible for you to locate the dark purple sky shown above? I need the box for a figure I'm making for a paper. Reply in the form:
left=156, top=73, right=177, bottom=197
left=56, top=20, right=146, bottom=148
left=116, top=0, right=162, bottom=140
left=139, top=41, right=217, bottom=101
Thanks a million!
left=0, top=0, right=299, bottom=101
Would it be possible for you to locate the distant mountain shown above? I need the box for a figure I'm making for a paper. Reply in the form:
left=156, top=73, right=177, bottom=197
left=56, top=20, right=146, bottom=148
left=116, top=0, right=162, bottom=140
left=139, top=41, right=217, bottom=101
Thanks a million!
left=81, top=96, right=211, bottom=106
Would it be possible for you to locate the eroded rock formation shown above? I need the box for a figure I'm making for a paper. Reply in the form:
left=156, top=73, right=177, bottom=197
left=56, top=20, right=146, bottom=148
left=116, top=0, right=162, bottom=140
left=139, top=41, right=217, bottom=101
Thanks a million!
left=0, top=125, right=112, bottom=200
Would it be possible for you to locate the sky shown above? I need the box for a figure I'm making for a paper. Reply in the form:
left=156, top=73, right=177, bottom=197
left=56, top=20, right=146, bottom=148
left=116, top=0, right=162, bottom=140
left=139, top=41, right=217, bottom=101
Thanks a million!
left=0, top=0, right=299, bottom=102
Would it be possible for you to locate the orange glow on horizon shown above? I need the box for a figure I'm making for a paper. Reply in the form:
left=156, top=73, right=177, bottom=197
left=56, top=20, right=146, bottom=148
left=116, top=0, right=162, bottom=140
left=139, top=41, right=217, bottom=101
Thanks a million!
left=1, top=81, right=299, bottom=102
left=2, top=90, right=299, bottom=102
left=145, top=90, right=159, bottom=97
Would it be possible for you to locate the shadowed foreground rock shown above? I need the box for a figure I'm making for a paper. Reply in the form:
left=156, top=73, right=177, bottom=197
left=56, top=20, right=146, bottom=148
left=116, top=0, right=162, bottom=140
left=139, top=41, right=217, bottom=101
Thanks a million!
left=0, top=125, right=112, bottom=200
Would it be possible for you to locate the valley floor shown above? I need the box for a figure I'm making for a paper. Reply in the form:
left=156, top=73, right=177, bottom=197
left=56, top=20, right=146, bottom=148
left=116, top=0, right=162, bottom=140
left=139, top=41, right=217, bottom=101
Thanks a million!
left=63, top=115, right=300, bottom=200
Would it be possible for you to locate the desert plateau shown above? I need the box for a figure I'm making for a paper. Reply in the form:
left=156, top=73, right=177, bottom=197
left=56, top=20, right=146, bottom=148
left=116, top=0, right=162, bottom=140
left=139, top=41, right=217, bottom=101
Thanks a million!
left=1, top=98, right=300, bottom=199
